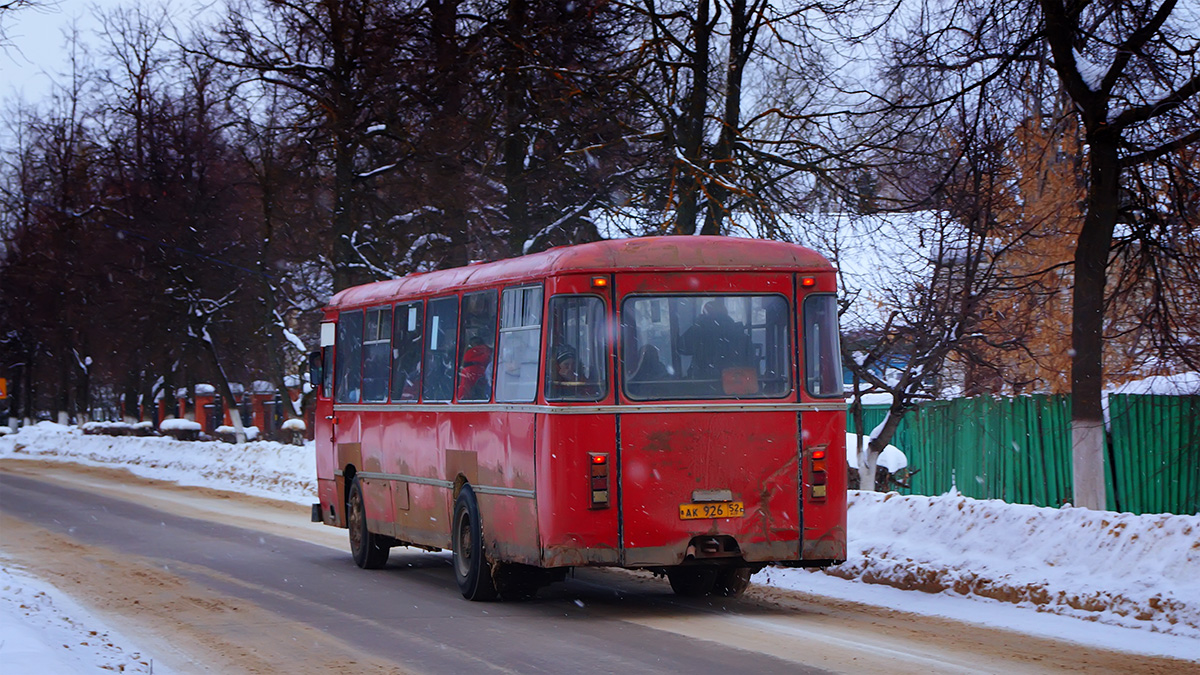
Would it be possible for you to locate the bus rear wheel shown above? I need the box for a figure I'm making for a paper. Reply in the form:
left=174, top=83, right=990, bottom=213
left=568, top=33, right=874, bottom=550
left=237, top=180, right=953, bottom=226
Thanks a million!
left=714, top=567, right=752, bottom=597
left=666, top=566, right=718, bottom=597
left=348, top=477, right=390, bottom=569
left=453, top=486, right=498, bottom=601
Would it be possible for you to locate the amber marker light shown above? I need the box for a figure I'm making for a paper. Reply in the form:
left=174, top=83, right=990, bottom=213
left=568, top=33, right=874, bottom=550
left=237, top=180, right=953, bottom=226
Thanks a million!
left=801, top=277, right=817, bottom=287
left=591, top=276, right=609, bottom=288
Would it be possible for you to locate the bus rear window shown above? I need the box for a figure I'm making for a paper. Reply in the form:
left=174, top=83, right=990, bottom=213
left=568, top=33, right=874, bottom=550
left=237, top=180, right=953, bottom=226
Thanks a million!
left=621, top=295, right=791, bottom=400
left=803, top=294, right=843, bottom=398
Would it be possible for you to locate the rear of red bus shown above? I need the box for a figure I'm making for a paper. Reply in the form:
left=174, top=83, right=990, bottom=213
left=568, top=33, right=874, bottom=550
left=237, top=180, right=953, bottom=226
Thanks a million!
left=536, top=260, right=846, bottom=594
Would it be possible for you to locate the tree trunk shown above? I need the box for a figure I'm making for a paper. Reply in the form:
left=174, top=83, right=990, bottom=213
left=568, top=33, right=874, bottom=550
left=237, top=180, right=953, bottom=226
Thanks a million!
left=8, top=364, right=23, bottom=430
left=429, top=0, right=471, bottom=266
left=673, top=0, right=711, bottom=235
left=1069, top=131, right=1120, bottom=510
left=702, top=0, right=749, bottom=236
left=122, top=373, right=140, bottom=424
left=252, top=155, right=297, bottom=434
left=502, top=0, right=530, bottom=255
left=161, top=365, right=177, bottom=421
left=331, top=128, right=360, bottom=292
left=75, top=350, right=90, bottom=424
left=200, top=333, right=246, bottom=444
left=57, top=357, right=70, bottom=426
left=184, top=368, right=196, bottom=422
left=867, top=406, right=909, bottom=492
left=22, top=359, right=35, bottom=427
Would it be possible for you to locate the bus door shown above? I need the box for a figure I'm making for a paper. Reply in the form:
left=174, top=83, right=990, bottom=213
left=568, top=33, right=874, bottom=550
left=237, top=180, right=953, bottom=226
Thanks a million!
left=616, top=273, right=803, bottom=566
left=314, top=320, right=340, bottom=524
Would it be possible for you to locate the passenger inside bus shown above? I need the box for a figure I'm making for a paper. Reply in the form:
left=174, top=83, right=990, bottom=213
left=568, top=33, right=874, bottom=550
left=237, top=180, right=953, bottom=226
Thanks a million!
left=456, top=335, right=494, bottom=400
left=627, top=344, right=669, bottom=398
left=552, top=345, right=579, bottom=383
left=548, top=344, right=598, bottom=399
left=678, top=299, right=748, bottom=382
left=424, top=328, right=456, bottom=401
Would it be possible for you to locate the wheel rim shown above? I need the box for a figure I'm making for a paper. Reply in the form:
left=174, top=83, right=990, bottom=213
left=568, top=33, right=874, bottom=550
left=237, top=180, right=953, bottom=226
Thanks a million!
left=454, top=508, right=473, bottom=578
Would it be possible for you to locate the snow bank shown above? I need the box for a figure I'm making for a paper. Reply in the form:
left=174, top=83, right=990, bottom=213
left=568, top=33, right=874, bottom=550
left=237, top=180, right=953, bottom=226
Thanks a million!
left=818, top=491, right=1200, bottom=639
left=1, top=421, right=315, bottom=505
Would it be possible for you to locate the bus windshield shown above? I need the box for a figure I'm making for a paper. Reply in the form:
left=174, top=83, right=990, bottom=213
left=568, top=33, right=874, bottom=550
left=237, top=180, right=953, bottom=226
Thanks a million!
left=621, top=295, right=791, bottom=400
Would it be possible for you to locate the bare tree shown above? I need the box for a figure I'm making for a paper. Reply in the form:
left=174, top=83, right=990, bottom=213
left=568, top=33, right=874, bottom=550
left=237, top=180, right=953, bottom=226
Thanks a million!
left=877, top=0, right=1200, bottom=508
left=0, top=0, right=38, bottom=48
left=205, top=0, right=414, bottom=292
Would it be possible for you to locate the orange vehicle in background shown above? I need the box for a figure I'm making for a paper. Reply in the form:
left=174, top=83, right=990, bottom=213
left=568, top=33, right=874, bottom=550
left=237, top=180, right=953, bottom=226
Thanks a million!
left=311, top=236, right=847, bottom=600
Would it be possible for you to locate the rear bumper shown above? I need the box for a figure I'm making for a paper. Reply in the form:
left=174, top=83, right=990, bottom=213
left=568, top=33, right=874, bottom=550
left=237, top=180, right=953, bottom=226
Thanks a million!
left=623, top=537, right=801, bottom=567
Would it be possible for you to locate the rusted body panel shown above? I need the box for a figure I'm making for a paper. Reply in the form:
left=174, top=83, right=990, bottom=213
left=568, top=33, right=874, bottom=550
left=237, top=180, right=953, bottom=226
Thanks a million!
left=799, top=409, right=848, bottom=561
left=536, top=412, right=621, bottom=567
left=619, top=411, right=802, bottom=566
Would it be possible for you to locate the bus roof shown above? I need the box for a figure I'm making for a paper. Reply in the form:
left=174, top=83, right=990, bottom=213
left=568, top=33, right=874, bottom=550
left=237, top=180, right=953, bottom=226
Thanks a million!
left=328, top=236, right=833, bottom=310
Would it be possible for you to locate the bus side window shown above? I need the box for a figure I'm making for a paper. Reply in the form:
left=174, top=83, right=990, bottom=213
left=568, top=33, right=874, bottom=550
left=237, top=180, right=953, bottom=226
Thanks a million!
left=456, top=290, right=498, bottom=402
left=361, top=306, right=392, bottom=402
left=545, top=295, right=608, bottom=402
left=423, top=296, right=459, bottom=402
left=803, top=294, right=843, bottom=397
left=495, top=285, right=543, bottom=403
left=334, top=310, right=364, bottom=403
left=391, top=301, right=424, bottom=402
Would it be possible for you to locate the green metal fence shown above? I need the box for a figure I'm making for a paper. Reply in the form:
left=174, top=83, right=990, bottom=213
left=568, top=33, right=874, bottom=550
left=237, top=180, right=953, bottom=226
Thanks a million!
left=846, top=394, right=1200, bottom=515
left=1107, top=394, right=1200, bottom=515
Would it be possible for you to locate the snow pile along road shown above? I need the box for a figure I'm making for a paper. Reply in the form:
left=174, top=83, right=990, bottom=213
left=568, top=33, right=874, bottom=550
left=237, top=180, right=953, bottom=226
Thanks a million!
left=2, top=421, right=1199, bottom=647
left=2, top=421, right=316, bottom=505
left=824, top=491, right=1200, bottom=639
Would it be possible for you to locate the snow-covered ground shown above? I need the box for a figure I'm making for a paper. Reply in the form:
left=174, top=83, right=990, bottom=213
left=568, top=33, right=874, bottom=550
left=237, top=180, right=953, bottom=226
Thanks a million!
left=0, top=560, right=167, bottom=674
left=1, top=421, right=1198, bottom=670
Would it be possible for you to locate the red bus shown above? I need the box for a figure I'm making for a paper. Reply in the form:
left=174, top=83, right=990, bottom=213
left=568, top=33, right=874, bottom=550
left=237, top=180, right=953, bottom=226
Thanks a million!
left=311, top=236, right=847, bottom=600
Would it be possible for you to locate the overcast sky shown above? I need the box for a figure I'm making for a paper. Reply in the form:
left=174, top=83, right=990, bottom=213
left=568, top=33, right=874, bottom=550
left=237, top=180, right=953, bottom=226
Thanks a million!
left=2, top=1, right=117, bottom=104
left=0, top=0, right=222, bottom=108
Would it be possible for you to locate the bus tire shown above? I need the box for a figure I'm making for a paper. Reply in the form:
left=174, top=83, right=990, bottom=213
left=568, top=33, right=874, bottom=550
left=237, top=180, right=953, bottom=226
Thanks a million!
left=453, top=486, right=498, bottom=601
left=666, top=566, right=718, bottom=597
left=714, top=567, right=751, bottom=597
left=348, top=477, right=390, bottom=569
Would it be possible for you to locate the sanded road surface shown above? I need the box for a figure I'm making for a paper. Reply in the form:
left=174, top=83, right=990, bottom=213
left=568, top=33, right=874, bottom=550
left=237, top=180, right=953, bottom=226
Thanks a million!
left=0, top=460, right=1190, bottom=674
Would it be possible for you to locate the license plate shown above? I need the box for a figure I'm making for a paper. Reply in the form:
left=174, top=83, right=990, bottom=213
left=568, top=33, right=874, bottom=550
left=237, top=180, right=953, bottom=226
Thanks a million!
left=679, top=501, right=745, bottom=520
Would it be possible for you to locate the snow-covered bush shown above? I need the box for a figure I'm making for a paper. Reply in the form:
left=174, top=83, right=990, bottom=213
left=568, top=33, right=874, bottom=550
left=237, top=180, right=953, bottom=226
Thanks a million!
left=159, top=418, right=202, bottom=441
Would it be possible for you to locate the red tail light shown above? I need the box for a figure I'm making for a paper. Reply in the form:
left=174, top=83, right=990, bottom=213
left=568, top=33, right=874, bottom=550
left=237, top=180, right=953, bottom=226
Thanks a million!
left=589, top=453, right=610, bottom=508
left=809, top=444, right=828, bottom=501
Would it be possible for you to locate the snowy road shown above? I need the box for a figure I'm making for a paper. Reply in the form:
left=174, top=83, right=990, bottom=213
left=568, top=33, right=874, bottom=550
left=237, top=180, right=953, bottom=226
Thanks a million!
left=2, top=460, right=1191, bottom=674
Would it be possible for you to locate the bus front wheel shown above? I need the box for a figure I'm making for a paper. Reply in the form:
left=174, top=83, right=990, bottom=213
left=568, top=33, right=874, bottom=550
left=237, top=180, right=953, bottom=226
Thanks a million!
left=348, top=477, right=390, bottom=569
left=453, top=486, right=498, bottom=601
